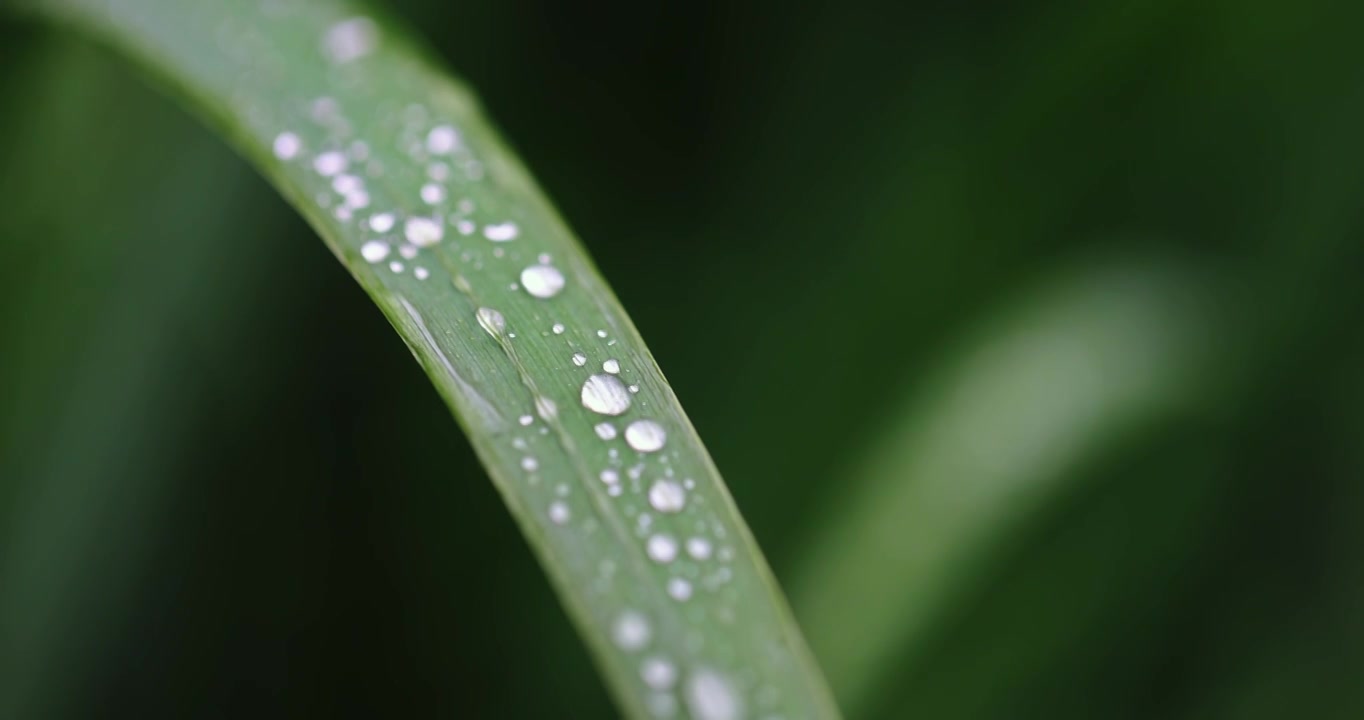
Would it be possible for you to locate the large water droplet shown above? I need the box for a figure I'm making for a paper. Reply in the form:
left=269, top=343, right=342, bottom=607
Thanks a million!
left=685, top=669, right=742, bottom=720
left=520, top=264, right=566, bottom=299
left=625, top=420, right=667, bottom=453
left=572, top=352, right=588, bottom=367
left=476, top=307, right=506, bottom=337
left=613, top=611, right=651, bottom=652
left=648, top=480, right=686, bottom=514
left=581, top=374, right=632, bottom=416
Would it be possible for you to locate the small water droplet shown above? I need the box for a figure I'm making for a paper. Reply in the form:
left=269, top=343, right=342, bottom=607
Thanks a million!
left=667, top=577, right=693, bottom=601
left=421, top=182, right=446, bottom=204
left=603, top=359, right=621, bottom=374
left=521, top=456, right=539, bottom=472
left=398, top=244, right=418, bottom=260
left=548, top=501, right=570, bottom=525
left=519, top=415, right=534, bottom=426
left=520, top=264, right=566, bottom=299
left=483, top=222, right=519, bottom=241
left=313, top=150, right=347, bottom=177
left=360, top=240, right=389, bottom=263
left=426, top=124, right=459, bottom=154
left=685, top=669, right=742, bottom=720
left=368, top=212, right=395, bottom=232
left=405, top=217, right=444, bottom=247
left=414, top=267, right=430, bottom=280
left=625, top=420, right=667, bottom=453
left=629, top=384, right=641, bottom=394
left=581, top=374, right=632, bottom=416
left=646, top=534, right=678, bottom=563
left=476, top=307, right=506, bottom=337
left=552, top=323, right=566, bottom=335
left=600, top=469, right=620, bottom=484
left=686, top=537, right=713, bottom=560
left=641, top=658, right=678, bottom=690
left=572, top=352, right=588, bottom=367
left=388, top=260, right=404, bottom=273
left=323, top=16, right=379, bottom=64
left=648, top=480, right=686, bottom=514
left=613, top=611, right=651, bottom=652
left=273, top=132, right=301, bottom=160
left=597, top=330, right=608, bottom=338
left=456, top=219, right=476, bottom=235
left=594, top=422, right=618, bottom=440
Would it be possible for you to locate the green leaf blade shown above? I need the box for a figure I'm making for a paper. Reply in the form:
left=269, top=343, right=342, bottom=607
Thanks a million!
left=20, top=1, right=841, bottom=717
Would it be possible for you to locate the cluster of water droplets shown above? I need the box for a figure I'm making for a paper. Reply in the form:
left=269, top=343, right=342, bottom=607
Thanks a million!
left=259, top=14, right=760, bottom=719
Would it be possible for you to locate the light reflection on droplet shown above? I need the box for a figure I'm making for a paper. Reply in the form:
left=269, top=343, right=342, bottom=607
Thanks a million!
left=625, top=420, right=667, bottom=453
left=581, top=374, right=632, bottom=416
left=648, top=480, right=686, bottom=514
left=360, top=240, right=389, bottom=263
left=613, top=611, right=651, bottom=652
left=520, top=264, right=566, bottom=299
left=476, top=307, right=506, bottom=337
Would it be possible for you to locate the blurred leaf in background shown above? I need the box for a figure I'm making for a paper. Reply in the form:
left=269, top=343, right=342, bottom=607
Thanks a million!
left=2, top=0, right=1363, bottom=718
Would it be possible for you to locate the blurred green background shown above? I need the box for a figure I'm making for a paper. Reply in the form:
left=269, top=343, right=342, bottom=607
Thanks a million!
left=2, top=0, right=1363, bottom=717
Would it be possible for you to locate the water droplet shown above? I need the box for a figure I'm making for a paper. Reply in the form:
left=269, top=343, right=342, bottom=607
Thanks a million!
left=272, top=132, right=301, bottom=160
left=323, top=16, right=379, bottom=64
left=368, top=213, right=395, bottom=232
left=414, top=267, right=430, bottom=280
left=572, top=352, right=588, bottom=367
left=536, top=396, right=558, bottom=421
left=603, top=359, right=621, bottom=374
left=421, top=183, right=446, bottom=204
left=600, top=469, right=620, bottom=484
left=405, top=217, right=444, bottom=247
left=625, top=420, right=667, bottom=453
left=648, top=480, right=686, bottom=514
left=360, top=240, right=389, bottom=263
left=519, top=415, right=534, bottom=426
left=552, top=323, right=566, bottom=335
left=646, top=534, right=678, bottom=563
left=426, top=125, right=459, bottom=154
left=456, top=219, right=476, bottom=235
left=641, top=658, right=678, bottom=690
left=686, top=537, right=713, bottom=560
left=597, top=330, right=608, bottom=338
left=667, top=577, right=693, bottom=601
left=521, top=456, right=539, bottom=472
left=313, top=150, right=347, bottom=177
left=548, top=501, right=570, bottom=525
left=520, top=264, right=566, bottom=299
left=581, top=374, right=632, bottom=416
left=685, top=669, right=742, bottom=720
left=483, top=222, right=519, bottom=242
left=629, top=384, right=641, bottom=394
left=476, top=307, right=506, bottom=337
left=594, top=422, right=617, bottom=440
left=398, top=244, right=418, bottom=260
left=613, top=611, right=651, bottom=652
left=388, top=260, right=404, bottom=273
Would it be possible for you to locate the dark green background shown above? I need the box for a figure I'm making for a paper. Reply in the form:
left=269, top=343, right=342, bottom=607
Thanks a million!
left=2, top=0, right=1362, bottom=717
